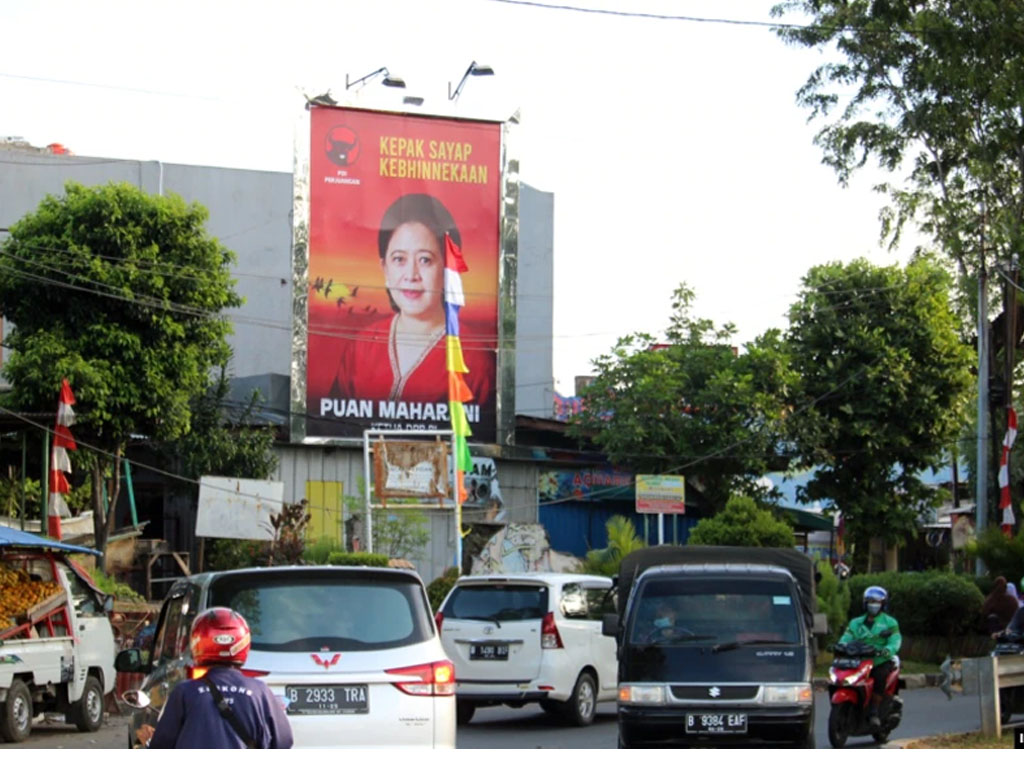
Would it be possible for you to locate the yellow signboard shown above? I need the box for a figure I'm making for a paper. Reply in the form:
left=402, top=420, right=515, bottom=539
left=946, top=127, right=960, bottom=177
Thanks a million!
left=635, top=475, right=686, bottom=514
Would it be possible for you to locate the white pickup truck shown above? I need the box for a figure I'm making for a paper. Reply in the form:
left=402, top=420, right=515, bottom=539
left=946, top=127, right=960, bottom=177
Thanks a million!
left=0, top=529, right=117, bottom=743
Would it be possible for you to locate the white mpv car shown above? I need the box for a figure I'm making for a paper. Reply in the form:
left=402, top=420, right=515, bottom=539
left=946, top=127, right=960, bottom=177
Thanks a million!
left=117, top=565, right=455, bottom=748
left=436, top=573, right=617, bottom=726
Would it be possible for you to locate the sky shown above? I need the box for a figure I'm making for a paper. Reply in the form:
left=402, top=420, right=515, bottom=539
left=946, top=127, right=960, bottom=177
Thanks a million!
left=0, top=0, right=925, bottom=401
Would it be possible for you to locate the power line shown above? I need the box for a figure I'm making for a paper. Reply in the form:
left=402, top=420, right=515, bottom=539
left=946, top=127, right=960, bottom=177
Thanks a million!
left=486, top=0, right=797, bottom=27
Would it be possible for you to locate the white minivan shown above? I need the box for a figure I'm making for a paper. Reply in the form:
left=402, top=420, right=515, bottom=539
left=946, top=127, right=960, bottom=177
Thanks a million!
left=436, top=573, right=617, bottom=726
left=117, top=565, right=455, bottom=748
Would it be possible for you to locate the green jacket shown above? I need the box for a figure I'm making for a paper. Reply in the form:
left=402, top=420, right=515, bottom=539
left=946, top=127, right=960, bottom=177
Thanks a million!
left=839, top=612, right=901, bottom=666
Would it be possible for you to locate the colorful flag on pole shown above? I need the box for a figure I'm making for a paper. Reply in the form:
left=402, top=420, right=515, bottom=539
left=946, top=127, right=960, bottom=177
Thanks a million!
left=48, top=378, right=77, bottom=539
left=999, top=407, right=1017, bottom=537
left=444, top=233, right=472, bottom=503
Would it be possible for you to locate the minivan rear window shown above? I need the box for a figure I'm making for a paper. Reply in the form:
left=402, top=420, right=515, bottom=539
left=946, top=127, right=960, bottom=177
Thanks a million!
left=208, top=570, right=433, bottom=652
left=443, top=584, right=548, bottom=622
left=629, top=578, right=800, bottom=646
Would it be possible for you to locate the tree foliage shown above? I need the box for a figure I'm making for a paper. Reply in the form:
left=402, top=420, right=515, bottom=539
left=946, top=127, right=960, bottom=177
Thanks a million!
left=578, top=515, right=646, bottom=577
left=168, top=366, right=279, bottom=482
left=774, top=0, right=1024, bottom=521
left=569, top=285, right=796, bottom=513
left=0, top=182, right=241, bottom=564
left=686, top=495, right=796, bottom=548
left=784, top=257, right=972, bottom=567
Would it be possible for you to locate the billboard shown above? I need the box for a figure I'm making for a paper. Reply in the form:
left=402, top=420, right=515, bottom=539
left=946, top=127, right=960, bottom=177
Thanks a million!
left=635, top=474, right=686, bottom=514
left=301, top=106, right=502, bottom=441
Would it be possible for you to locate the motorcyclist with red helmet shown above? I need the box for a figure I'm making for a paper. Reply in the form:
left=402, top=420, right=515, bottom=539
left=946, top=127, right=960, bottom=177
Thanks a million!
left=137, top=607, right=293, bottom=749
left=838, top=586, right=901, bottom=729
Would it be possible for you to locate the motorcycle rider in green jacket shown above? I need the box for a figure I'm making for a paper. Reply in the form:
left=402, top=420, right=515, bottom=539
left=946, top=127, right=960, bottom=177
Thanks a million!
left=838, top=585, right=901, bottom=728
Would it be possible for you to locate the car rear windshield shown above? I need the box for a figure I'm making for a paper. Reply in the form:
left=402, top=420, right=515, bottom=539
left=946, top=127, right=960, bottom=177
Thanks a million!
left=442, top=584, right=548, bottom=622
left=208, top=570, right=433, bottom=652
left=629, top=578, right=800, bottom=646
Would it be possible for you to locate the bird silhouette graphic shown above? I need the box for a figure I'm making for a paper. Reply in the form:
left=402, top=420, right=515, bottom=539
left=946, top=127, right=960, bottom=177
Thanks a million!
left=336, top=296, right=346, bottom=307
left=350, top=285, right=359, bottom=298
left=312, top=276, right=324, bottom=294
left=324, top=278, right=334, bottom=298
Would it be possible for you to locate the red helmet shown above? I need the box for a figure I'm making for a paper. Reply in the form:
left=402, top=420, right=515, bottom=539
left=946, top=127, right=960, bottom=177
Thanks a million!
left=190, top=608, right=251, bottom=667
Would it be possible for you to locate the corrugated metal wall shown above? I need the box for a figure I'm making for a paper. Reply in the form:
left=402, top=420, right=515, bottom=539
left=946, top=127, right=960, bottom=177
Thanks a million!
left=271, top=445, right=541, bottom=583
left=540, top=502, right=700, bottom=557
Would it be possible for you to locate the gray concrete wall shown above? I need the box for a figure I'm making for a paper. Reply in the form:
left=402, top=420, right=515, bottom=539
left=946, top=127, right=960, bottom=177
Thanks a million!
left=516, top=184, right=555, bottom=419
left=0, top=150, right=294, bottom=381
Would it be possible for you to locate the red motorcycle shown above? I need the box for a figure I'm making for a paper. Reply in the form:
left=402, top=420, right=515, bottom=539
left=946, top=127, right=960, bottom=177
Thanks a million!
left=827, top=638, right=904, bottom=748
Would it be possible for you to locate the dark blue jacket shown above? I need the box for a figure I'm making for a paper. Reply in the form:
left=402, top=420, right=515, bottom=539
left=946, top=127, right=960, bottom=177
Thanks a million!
left=149, top=666, right=293, bottom=749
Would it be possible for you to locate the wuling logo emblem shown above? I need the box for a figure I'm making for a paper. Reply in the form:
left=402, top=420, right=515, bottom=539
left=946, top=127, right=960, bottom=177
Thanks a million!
left=311, top=653, right=341, bottom=669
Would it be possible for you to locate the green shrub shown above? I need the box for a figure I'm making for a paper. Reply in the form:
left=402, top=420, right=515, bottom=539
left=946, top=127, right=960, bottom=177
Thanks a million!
left=325, top=551, right=390, bottom=567
left=304, top=537, right=345, bottom=565
left=206, top=538, right=266, bottom=571
left=967, top=527, right=1024, bottom=588
left=815, top=559, right=850, bottom=647
left=845, top=571, right=984, bottom=637
left=578, top=515, right=645, bottom=577
left=89, top=568, right=146, bottom=603
left=688, top=495, right=795, bottom=547
left=427, top=567, right=461, bottom=613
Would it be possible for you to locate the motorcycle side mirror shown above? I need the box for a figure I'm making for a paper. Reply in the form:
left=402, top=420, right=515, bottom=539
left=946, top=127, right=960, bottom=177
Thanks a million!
left=122, top=690, right=151, bottom=710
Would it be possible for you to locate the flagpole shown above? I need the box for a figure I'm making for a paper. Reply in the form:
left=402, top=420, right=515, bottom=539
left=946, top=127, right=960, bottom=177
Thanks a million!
left=453, top=434, right=462, bottom=574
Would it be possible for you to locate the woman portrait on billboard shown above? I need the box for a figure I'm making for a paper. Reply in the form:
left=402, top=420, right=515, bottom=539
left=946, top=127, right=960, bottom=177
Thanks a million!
left=323, top=193, right=494, bottom=406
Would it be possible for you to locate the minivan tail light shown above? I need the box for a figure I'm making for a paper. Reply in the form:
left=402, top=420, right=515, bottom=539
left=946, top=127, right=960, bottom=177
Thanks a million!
left=434, top=610, right=443, bottom=632
left=241, top=668, right=269, bottom=678
left=386, top=660, right=456, bottom=696
left=541, top=611, right=563, bottom=649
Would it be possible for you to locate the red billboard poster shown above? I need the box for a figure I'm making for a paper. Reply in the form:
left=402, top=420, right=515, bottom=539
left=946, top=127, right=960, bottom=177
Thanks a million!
left=305, top=107, right=501, bottom=442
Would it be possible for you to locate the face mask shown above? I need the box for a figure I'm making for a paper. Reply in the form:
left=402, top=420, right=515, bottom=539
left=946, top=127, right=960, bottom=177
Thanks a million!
left=653, top=617, right=671, bottom=629
left=866, top=602, right=882, bottom=616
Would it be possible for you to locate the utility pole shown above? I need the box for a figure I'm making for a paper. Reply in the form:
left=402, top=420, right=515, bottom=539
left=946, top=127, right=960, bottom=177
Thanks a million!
left=976, top=216, right=989, bottom=577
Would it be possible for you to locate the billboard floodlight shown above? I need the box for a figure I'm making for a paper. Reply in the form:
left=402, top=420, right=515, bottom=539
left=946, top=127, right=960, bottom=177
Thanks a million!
left=448, top=61, right=495, bottom=101
left=346, top=67, right=407, bottom=90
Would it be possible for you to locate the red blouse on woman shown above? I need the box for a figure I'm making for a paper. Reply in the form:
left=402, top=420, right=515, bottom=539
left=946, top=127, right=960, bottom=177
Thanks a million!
left=326, top=315, right=494, bottom=406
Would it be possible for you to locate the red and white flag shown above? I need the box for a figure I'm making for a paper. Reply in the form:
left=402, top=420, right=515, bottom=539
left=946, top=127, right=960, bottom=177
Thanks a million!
left=999, top=407, right=1017, bottom=537
left=47, top=379, right=76, bottom=539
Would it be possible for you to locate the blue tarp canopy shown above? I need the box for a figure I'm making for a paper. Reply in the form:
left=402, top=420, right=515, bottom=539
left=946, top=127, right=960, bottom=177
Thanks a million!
left=0, top=525, right=101, bottom=556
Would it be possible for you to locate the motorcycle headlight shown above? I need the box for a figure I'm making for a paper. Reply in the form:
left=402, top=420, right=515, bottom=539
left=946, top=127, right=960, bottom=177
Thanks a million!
left=618, top=684, right=665, bottom=704
left=843, top=667, right=869, bottom=686
left=829, top=669, right=839, bottom=684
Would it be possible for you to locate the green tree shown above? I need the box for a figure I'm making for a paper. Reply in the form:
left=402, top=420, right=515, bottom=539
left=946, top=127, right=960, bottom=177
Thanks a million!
left=816, top=559, right=851, bottom=646
left=0, top=182, right=241, bottom=566
left=773, top=0, right=1024, bottom=518
left=578, top=515, right=646, bottom=577
left=168, top=365, right=278, bottom=481
left=687, top=495, right=796, bottom=547
left=967, top=527, right=1024, bottom=589
left=784, top=257, right=972, bottom=570
left=569, top=285, right=796, bottom=513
